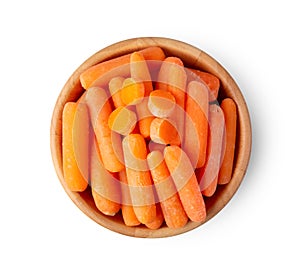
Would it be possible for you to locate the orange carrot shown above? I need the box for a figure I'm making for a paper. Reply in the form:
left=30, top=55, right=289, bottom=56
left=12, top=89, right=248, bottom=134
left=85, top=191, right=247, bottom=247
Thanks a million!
left=121, top=78, right=145, bottom=105
left=80, top=46, right=166, bottom=89
left=122, top=134, right=156, bottom=224
left=119, top=170, right=141, bottom=226
left=147, top=151, right=188, bottom=228
left=130, top=51, right=154, bottom=138
left=62, top=102, right=89, bottom=192
left=145, top=204, right=164, bottom=229
left=85, top=87, right=124, bottom=172
left=164, top=146, right=206, bottom=222
left=198, top=104, right=225, bottom=197
left=150, top=118, right=180, bottom=146
left=156, top=57, right=187, bottom=139
left=108, top=76, right=125, bottom=108
left=218, top=98, right=237, bottom=184
left=187, top=68, right=220, bottom=102
left=130, top=52, right=153, bottom=95
left=90, top=136, right=121, bottom=216
left=148, top=89, right=176, bottom=118
left=108, top=106, right=137, bottom=136
left=183, top=80, right=209, bottom=168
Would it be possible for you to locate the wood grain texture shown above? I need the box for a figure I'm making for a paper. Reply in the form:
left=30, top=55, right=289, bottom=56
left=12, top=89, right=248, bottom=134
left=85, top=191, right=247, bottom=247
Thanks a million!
left=50, top=37, right=252, bottom=238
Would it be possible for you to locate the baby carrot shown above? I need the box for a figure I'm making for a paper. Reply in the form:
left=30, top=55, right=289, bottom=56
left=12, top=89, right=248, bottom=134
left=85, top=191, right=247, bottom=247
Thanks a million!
left=119, top=170, right=141, bottom=226
left=148, top=90, right=176, bottom=118
left=122, top=134, right=156, bottom=224
left=150, top=118, right=180, bottom=146
left=157, top=57, right=187, bottom=139
left=187, top=68, right=220, bottom=102
left=85, top=87, right=124, bottom=172
left=62, top=102, right=89, bottom=192
left=108, top=76, right=125, bottom=108
left=198, top=104, right=225, bottom=197
left=147, top=151, right=188, bottom=228
left=145, top=204, right=164, bottom=229
left=80, top=46, right=166, bottom=89
left=121, top=78, right=145, bottom=105
left=108, top=106, right=137, bottom=136
left=90, top=136, right=121, bottom=216
left=164, top=146, right=206, bottom=223
left=218, top=98, right=237, bottom=184
left=183, top=80, right=209, bottom=168
left=130, top=51, right=154, bottom=138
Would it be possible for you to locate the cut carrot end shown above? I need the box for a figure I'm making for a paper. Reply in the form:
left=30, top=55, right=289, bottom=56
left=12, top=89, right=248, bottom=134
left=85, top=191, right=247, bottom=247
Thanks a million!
left=148, top=90, right=176, bottom=118
left=121, top=78, right=145, bottom=105
left=150, top=118, right=180, bottom=146
left=108, top=106, right=137, bottom=136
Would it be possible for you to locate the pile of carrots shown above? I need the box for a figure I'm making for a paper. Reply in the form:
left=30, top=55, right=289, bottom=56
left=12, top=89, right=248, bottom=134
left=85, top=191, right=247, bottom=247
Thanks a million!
left=62, top=46, right=237, bottom=229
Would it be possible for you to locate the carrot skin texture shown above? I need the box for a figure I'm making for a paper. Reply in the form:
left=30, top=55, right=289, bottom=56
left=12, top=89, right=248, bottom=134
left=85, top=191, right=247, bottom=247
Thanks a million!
left=85, top=87, right=124, bottom=172
left=122, top=134, right=156, bottom=224
left=90, top=136, right=121, bottom=216
left=119, top=170, right=141, bottom=226
left=80, top=46, right=165, bottom=89
left=199, top=104, right=225, bottom=196
left=218, top=98, right=237, bottom=184
left=147, top=151, right=188, bottom=228
left=145, top=204, right=164, bottom=229
left=184, top=81, right=209, bottom=168
left=62, top=102, right=89, bottom=192
left=164, top=146, right=206, bottom=222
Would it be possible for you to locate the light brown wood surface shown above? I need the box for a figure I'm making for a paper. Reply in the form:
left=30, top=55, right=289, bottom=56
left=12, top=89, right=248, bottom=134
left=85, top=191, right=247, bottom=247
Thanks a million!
left=50, top=37, right=252, bottom=238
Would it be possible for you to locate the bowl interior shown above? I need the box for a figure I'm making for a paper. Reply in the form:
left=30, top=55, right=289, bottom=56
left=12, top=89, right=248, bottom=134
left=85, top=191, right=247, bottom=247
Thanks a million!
left=50, top=37, right=251, bottom=238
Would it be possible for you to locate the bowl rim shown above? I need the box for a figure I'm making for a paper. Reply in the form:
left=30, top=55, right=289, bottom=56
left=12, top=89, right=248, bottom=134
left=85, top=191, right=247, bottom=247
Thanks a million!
left=50, top=37, right=252, bottom=238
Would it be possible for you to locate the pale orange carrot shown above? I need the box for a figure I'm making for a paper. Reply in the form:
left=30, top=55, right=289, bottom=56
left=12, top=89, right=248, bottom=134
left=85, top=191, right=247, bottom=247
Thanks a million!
left=108, top=106, right=137, bottom=136
left=80, top=46, right=166, bottom=89
left=85, top=87, right=124, bottom=172
left=156, top=57, right=187, bottom=139
left=130, top=51, right=155, bottom=138
left=183, top=81, right=209, bottom=168
left=121, top=78, right=145, bottom=105
left=148, top=89, right=176, bottom=118
left=164, top=146, right=206, bottom=222
left=122, top=134, right=156, bottom=224
left=150, top=118, right=180, bottom=146
left=90, top=136, right=121, bottom=216
left=218, top=98, right=237, bottom=184
left=108, top=76, right=125, bottom=108
left=62, top=102, right=89, bottom=192
left=198, top=104, right=225, bottom=197
left=147, top=151, right=188, bottom=228
left=119, top=170, right=141, bottom=226
left=187, top=68, right=220, bottom=102
left=145, top=204, right=164, bottom=229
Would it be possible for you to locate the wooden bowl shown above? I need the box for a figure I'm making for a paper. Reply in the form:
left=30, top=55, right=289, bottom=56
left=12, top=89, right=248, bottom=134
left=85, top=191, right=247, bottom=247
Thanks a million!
left=50, top=37, right=251, bottom=238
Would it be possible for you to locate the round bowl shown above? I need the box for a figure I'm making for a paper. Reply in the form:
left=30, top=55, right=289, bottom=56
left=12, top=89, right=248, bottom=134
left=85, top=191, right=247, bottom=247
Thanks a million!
left=50, top=37, right=251, bottom=238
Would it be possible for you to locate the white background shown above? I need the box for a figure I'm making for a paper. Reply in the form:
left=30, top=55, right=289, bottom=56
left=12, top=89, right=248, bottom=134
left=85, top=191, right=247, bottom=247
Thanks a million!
left=1, top=0, right=299, bottom=265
